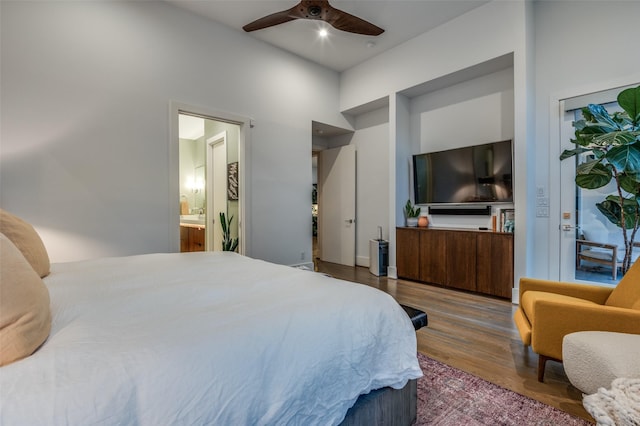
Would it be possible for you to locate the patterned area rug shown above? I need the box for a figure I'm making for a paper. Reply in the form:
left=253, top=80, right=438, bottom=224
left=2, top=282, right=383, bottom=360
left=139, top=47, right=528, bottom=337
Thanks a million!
left=416, top=353, right=591, bottom=425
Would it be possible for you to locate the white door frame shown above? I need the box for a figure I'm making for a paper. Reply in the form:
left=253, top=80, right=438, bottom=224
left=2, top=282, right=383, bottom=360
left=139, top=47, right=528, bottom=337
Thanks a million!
left=558, top=104, right=581, bottom=282
left=206, top=131, right=227, bottom=251
left=170, top=101, right=252, bottom=256
left=548, top=73, right=640, bottom=280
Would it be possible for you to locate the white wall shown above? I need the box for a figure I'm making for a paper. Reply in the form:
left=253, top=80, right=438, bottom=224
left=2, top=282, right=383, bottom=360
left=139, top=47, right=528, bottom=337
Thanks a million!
left=533, top=0, right=640, bottom=279
left=340, top=1, right=522, bottom=112
left=319, top=107, right=390, bottom=267
left=351, top=108, right=390, bottom=267
left=0, top=1, right=350, bottom=265
left=414, top=69, right=514, bottom=153
left=339, top=0, right=532, bottom=288
left=410, top=68, right=514, bottom=230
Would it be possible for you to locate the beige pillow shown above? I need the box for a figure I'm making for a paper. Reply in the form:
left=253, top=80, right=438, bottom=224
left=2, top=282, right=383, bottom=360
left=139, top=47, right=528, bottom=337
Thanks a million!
left=0, top=233, right=52, bottom=366
left=0, top=209, right=50, bottom=278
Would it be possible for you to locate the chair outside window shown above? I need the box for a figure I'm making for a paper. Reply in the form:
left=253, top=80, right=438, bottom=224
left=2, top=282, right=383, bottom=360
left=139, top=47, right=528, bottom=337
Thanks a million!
left=576, top=225, right=640, bottom=281
left=576, top=239, right=640, bottom=281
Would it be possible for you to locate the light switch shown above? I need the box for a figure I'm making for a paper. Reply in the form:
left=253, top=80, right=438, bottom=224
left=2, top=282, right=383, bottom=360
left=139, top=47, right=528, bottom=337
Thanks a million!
left=536, top=207, right=549, bottom=217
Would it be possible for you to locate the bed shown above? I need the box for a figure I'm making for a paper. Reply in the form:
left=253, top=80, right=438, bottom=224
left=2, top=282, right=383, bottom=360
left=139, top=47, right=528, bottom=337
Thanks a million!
left=0, top=245, right=422, bottom=425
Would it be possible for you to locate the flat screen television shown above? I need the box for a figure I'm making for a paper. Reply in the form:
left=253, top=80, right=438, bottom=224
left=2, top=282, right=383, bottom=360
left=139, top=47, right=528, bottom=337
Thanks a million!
left=413, top=140, right=513, bottom=204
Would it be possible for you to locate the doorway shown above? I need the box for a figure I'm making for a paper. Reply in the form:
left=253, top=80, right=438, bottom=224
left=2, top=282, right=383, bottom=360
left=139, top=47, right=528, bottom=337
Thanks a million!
left=312, top=122, right=357, bottom=268
left=317, top=145, right=357, bottom=266
left=558, top=85, right=638, bottom=284
left=312, top=153, right=319, bottom=269
left=173, top=103, right=249, bottom=255
left=207, top=131, right=227, bottom=251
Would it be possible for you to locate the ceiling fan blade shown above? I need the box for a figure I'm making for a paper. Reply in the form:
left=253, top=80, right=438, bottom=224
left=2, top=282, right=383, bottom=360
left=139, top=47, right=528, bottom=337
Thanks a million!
left=243, top=0, right=384, bottom=36
left=243, top=9, right=297, bottom=32
left=325, top=5, right=384, bottom=36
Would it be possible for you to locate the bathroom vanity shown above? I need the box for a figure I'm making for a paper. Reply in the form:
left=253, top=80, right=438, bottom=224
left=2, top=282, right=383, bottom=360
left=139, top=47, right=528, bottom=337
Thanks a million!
left=180, top=215, right=206, bottom=252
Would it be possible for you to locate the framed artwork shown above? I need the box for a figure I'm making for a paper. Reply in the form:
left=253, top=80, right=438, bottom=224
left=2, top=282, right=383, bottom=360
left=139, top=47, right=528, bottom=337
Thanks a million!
left=227, top=162, right=238, bottom=200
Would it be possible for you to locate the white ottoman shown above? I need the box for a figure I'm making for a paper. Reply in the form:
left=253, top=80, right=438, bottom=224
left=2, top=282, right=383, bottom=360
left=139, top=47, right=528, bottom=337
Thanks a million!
left=563, top=331, right=640, bottom=395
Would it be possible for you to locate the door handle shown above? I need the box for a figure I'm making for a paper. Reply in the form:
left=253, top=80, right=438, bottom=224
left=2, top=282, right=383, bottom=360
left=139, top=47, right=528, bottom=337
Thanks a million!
left=345, top=219, right=355, bottom=224
left=561, top=224, right=576, bottom=231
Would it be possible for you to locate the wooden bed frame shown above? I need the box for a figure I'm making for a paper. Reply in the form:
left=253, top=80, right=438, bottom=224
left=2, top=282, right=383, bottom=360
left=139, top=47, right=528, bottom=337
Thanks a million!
left=340, top=379, right=417, bottom=425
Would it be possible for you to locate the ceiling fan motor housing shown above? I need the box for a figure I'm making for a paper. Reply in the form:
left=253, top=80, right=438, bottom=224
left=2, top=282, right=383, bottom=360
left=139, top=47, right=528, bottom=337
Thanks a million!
left=305, top=5, right=324, bottom=18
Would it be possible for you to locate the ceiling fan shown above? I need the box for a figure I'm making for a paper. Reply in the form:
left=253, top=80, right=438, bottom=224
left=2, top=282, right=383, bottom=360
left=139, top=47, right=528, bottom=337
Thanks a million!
left=243, top=0, right=384, bottom=36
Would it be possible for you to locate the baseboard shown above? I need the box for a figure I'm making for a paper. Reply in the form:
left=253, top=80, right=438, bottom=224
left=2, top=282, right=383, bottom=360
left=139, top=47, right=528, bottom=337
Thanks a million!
left=356, top=256, right=370, bottom=268
left=290, top=262, right=314, bottom=270
left=388, top=266, right=398, bottom=279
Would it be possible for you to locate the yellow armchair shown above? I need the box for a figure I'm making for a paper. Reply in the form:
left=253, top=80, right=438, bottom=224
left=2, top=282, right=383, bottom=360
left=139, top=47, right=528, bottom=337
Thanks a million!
left=513, top=260, right=640, bottom=382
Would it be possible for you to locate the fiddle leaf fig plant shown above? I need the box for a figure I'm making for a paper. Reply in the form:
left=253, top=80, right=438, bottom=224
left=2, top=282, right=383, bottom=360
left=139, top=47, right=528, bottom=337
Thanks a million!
left=219, top=212, right=239, bottom=252
left=560, top=85, right=640, bottom=274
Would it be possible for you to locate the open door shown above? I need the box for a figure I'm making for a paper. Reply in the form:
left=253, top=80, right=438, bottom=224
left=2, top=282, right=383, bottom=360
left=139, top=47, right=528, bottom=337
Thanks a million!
left=318, top=145, right=356, bottom=266
left=207, top=131, right=227, bottom=251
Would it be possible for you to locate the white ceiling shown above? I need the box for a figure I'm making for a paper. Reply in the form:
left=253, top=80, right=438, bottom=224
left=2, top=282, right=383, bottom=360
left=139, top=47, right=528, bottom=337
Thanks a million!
left=179, top=114, right=205, bottom=140
left=166, top=0, right=489, bottom=72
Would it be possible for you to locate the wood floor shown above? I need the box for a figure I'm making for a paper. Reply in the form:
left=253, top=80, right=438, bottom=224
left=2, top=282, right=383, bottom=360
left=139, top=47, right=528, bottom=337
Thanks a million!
left=315, top=260, right=592, bottom=423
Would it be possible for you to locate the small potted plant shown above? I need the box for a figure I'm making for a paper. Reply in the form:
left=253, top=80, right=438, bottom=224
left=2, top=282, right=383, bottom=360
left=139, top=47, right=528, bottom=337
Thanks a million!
left=404, top=199, right=421, bottom=227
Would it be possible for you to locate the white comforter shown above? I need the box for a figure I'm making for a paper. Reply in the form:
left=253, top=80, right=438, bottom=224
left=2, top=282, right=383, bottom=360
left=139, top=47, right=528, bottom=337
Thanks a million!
left=0, top=252, right=421, bottom=425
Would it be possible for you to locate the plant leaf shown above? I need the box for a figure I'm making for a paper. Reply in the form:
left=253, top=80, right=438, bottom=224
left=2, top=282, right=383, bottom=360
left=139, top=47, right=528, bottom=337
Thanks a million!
left=606, top=142, right=640, bottom=172
left=619, top=172, right=640, bottom=195
left=584, top=104, right=619, bottom=129
left=594, top=131, right=640, bottom=147
left=617, top=86, right=640, bottom=126
left=581, top=106, right=595, bottom=122
left=576, top=159, right=605, bottom=175
left=596, top=199, right=623, bottom=228
left=577, top=125, right=612, bottom=136
left=611, top=111, right=633, bottom=128
left=575, top=161, right=612, bottom=188
left=219, top=212, right=227, bottom=235
left=599, top=195, right=640, bottom=229
left=560, top=147, right=589, bottom=160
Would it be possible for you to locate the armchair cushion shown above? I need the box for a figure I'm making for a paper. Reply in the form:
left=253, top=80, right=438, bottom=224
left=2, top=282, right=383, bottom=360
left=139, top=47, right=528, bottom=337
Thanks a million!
left=521, top=291, right=598, bottom=326
left=528, top=297, right=640, bottom=360
left=605, top=260, right=640, bottom=309
left=519, top=277, right=613, bottom=305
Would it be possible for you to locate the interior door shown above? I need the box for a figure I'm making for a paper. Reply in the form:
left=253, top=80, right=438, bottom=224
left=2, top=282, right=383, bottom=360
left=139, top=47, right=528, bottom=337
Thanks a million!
left=207, top=132, right=227, bottom=251
left=318, top=145, right=356, bottom=266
